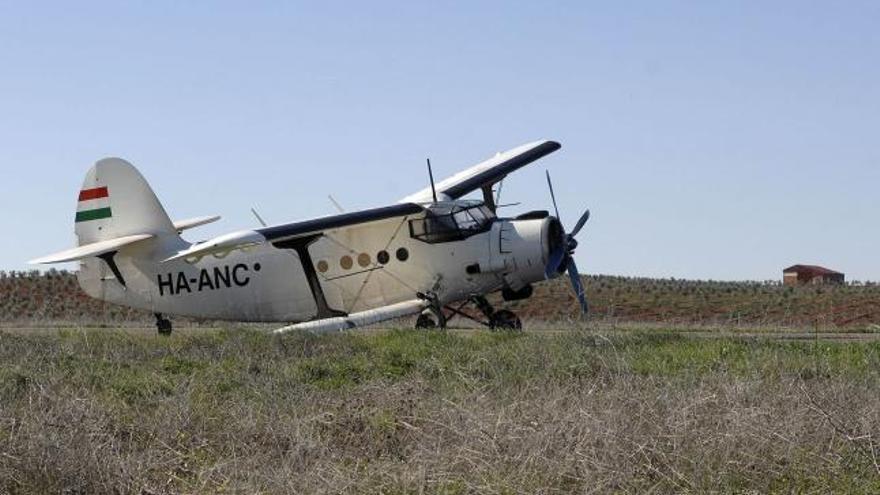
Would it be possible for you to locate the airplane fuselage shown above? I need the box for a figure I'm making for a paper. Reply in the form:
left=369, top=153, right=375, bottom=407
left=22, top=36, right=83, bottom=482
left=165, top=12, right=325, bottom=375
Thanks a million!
left=78, top=211, right=555, bottom=323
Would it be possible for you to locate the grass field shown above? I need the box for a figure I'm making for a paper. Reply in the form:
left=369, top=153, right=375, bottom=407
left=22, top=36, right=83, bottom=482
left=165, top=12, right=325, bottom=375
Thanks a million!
left=3, top=326, right=880, bottom=493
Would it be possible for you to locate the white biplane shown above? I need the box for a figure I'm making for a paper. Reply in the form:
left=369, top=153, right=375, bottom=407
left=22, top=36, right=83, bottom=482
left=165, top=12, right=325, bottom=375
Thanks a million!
left=31, top=140, right=589, bottom=334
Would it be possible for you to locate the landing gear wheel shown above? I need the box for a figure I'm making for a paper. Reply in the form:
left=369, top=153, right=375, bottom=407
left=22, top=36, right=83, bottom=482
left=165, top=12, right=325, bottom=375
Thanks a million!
left=415, top=312, right=438, bottom=330
left=155, top=313, right=173, bottom=336
left=489, top=310, right=522, bottom=331
left=416, top=292, right=447, bottom=330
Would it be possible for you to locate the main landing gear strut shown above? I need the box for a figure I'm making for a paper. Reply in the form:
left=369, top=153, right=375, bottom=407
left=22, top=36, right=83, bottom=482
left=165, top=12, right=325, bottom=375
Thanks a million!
left=154, top=313, right=172, bottom=336
left=415, top=294, right=522, bottom=331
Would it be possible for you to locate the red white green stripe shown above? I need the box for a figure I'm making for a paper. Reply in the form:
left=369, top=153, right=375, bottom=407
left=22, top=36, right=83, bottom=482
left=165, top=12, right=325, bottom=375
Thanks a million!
left=76, top=187, right=112, bottom=222
left=78, top=186, right=108, bottom=201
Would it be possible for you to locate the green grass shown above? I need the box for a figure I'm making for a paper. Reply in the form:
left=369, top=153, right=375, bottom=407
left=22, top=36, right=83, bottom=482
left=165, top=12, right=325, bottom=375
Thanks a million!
left=2, top=327, right=880, bottom=493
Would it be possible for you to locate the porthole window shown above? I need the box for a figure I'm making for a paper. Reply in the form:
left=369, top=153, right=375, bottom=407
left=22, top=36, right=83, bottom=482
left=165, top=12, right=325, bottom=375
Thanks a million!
left=357, top=253, right=370, bottom=267
left=340, top=255, right=353, bottom=270
left=377, top=250, right=390, bottom=264
left=316, top=260, right=329, bottom=273
left=396, top=247, right=409, bottom=262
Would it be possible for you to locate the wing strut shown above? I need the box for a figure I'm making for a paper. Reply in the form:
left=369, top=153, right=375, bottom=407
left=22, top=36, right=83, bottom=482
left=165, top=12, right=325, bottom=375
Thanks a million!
left=97, top=251, right=127, bottom=287
left=481, top=184, right=497, bottom=212
left=273, top=235, right=346, bottom=319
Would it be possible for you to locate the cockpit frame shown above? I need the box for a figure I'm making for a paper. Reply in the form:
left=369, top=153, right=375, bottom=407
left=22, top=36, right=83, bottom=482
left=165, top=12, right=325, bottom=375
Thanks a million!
left=408, top=200, right=495, bottom=244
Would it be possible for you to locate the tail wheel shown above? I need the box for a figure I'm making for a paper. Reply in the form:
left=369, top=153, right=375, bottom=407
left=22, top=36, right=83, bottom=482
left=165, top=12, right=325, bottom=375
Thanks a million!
left=157, top=320, right=172, bottom=335
left=155, top=313, right=173, bottom=336
left=490, top=310, right=522, bottom=331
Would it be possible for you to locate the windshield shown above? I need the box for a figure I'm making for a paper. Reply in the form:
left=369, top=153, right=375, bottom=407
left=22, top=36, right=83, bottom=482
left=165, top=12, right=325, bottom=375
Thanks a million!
left=409, top=202, right=495, bottom=243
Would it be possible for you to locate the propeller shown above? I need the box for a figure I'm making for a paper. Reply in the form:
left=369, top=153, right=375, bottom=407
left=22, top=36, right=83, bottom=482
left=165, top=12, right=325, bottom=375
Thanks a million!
left=544, top=170, right=590, bottom=315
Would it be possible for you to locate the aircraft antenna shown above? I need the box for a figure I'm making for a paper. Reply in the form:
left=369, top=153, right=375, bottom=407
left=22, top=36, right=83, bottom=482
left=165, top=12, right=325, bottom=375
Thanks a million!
left=427, top=158, right=438, bottom=203
left=328, top=194, right=345, bottom=213
left=250, top=207, right=268, bottom=227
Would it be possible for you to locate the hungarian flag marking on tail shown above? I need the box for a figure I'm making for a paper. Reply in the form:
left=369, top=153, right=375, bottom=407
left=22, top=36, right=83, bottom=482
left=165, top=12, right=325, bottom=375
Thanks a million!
left=76, top=186, right=111, bottom=222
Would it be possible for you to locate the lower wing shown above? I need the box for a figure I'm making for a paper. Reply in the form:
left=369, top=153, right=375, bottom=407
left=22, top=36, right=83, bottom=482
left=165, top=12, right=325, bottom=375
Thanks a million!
left=272, top=299, right=428, bottom=334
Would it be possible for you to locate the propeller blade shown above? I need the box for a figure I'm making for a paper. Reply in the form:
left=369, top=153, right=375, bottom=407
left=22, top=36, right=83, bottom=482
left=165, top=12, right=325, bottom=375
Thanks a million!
left=545, top=170, right=561, bottom=221
left=545, top=245, right=566, bottom=279
left=567, top=258, right=589, bottom=315
left=569, top=209, right=590, bottom=238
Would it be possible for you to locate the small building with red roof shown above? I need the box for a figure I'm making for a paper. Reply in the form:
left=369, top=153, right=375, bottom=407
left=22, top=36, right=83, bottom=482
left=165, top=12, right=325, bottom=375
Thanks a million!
left=783, top=265, right=844, bottom=286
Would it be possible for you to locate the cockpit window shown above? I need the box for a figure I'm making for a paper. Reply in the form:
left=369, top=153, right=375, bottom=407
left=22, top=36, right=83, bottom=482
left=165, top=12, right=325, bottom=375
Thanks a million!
left=454, top=210, right=478, bottom=231
left=409, top=201, right=495, bottom=243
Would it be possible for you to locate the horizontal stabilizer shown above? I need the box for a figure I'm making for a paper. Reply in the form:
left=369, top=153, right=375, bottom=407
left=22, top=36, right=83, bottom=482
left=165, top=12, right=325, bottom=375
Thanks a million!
left=273, top=299, right=428, bottom=334
left=163, top=230, right=265, bottom=263
left=29, top=233, right=154, bottom=264
left=173, top=215, right=221, bottom=232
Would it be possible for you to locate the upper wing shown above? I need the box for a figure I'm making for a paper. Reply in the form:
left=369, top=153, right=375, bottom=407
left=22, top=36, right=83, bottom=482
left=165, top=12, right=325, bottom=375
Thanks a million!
left=165, top=140, right=560, bottom=262
left=400, top=140, right=561, bottom=203
left=257, top=202, right=422, bottom=243
left=164, top=202, right=423, bottom=262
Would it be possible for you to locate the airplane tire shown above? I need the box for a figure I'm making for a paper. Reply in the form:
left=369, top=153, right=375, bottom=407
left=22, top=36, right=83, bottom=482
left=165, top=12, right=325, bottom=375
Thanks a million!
left=156, top=318, right=173, bottom=336
left=490, top=310, right=522, bottom=331
left=415, top=313, right=438, bottom=330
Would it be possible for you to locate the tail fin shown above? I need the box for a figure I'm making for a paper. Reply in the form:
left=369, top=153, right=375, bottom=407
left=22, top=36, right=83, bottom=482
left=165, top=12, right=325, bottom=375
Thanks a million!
left=72, top=158, right=182, bottom=302
left=29, top=158, right=183, bottom=305
left=75, top=158, right=176, bottom=245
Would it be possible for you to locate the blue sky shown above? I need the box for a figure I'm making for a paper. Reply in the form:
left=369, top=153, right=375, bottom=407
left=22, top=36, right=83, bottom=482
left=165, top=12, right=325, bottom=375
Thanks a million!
left=1, top=1, right=878, bottom=280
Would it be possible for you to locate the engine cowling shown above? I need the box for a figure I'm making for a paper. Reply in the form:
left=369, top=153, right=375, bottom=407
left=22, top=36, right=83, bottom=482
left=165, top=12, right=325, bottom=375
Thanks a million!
left=487, top=216, right=565, bottom=290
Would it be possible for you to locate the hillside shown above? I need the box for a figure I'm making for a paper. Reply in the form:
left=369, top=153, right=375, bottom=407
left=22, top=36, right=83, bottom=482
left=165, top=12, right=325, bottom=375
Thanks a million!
left=0, top=270, right=146, bottom=324
left=3, top=270, right=879, bottom=329
left=509, top=275, right=880, bottom=328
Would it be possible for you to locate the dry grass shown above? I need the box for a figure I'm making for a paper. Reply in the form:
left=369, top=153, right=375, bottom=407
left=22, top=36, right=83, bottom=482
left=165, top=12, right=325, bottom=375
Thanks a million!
left=2, top=327, right=880, bottom=493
